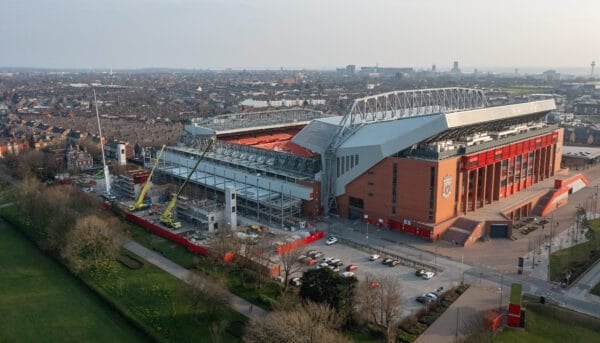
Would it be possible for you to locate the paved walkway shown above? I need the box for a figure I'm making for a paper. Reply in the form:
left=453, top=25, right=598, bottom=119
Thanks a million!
left=123, top=241, right=268, bottom=320
left=566, top=259, right=600, bottom=301
left=415, top=283, right=503, bottom=343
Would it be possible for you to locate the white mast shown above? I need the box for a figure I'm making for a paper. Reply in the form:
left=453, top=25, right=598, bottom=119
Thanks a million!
left=93, top=89, right=111, bottom=195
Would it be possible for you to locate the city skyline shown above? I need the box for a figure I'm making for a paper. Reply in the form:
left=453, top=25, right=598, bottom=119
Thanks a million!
left=1, top=0, right=599, bottom=72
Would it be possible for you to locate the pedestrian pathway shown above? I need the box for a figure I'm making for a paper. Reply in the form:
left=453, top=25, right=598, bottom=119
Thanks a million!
left=123, top=240, right=268, bottom=320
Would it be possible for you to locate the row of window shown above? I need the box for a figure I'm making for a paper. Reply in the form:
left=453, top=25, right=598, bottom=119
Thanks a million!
left=337, top=154, right=360, bottom=177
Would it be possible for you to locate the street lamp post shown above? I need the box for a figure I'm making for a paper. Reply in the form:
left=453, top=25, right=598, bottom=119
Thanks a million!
left=364, top=214, right=369, bottom=240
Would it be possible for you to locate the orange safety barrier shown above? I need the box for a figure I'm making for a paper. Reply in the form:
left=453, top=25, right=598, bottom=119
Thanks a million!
left=277, top=231, right=325, bottom=254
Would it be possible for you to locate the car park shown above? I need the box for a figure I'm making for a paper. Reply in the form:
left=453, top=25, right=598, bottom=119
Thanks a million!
left=422, top=271, right=435, bottom=280
left=415, top=269, right=426, bottom=277
left=289, top=277, right=302, bottom=287
left=416, top=293, right=438, bottom=304
left=369, top=281, right=380, bottom=289
left=346, top=264, right=358, bottom=272
left=369, top=254, right=380, bottom=261
left=325, top=237, right=338, bottom=245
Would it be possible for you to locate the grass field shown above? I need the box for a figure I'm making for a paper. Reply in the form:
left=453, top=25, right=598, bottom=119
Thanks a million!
left=86, top=253, right=246, bottom=342
left=126, top=223, right=282, bottom=310
left=0, top=221, right=146, bottom=342
left=494, top=302, right=600, bottom=343
left=549, top=219, right=600, bottom=282
left=591, top=281, right=600, bottom=297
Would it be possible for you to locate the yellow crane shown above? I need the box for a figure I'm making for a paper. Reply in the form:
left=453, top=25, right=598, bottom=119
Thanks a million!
left=129, top=144, right=166, bottom=212
left=159, top=138, right=214, bottom=229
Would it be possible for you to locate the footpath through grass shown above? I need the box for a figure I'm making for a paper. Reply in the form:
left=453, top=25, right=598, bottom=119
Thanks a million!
left=494, top=301, right=600, bottom=343
left=126, top=223, right=282, bottom=310
left=84, top=254, right=246, bottom=342
left=0, top=221, right=145, bottom=342
left=550, top=218, right=600, bottom=282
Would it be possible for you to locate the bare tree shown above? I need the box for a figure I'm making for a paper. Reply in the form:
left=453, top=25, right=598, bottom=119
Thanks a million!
left=278, top=247, right=306, bottom=292
left=355, top=273, right=403, bottom=342
left=185, top=273, right=231, bottom=321
left=62, top=214, right=124, bottom=273
left=244, top=301, right=347, bottom=343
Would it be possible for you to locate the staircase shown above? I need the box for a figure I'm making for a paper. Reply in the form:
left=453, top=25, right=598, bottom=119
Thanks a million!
left=441, top=218, right=482, bottom=246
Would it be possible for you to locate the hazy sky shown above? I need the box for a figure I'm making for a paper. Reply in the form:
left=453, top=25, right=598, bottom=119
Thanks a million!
left=1, top=0, right=599, bottom=71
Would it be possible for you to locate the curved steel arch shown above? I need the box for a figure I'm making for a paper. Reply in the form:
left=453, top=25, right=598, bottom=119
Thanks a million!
left=322, top=88, right=487, bottom=214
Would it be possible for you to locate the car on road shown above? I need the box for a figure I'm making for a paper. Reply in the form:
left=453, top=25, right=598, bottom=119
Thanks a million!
left=422, top=271, right=435, bottom=280
left=369, top=254, right=380, bottom=261
left=326, top=236, right=338, bottom=245
left=289, top=277, right=302, bottom=287
left=416, top=293, right=438, bottom=304
left=415, top=269, right=426, bottom=277
left=382, top=258, right=393, bottom=265
left=341, top=271, right=354, bottom=278
left=346, top=264, right=358, bottom=272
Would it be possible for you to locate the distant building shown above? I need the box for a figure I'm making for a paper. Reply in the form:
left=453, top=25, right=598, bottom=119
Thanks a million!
left=451, top=61, right=461, bottom=73
left=574, top=100, right=600, bottom=116
left=104, top=139, right=129, bottom=166
left=345, top=64, right=356, bottom=75
left=66, top=144, right=93, bottom=171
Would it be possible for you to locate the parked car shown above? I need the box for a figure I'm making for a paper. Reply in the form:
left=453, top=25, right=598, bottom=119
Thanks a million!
left=329, top=259, right=344, bottom=267
left=422, top=271, right=435, bottom=280
left=346, top=264, right=358, bottom=272
left=289, top=277, right=302, bottom=287
left=316, top=262, right=329, bottom=269
left=369, top=281, right=380, bottom=289
left=272, top=275, right=284, bottom=283
left=388, top=259, right=400, bottom=267
left=415, top=269, right=426, bottom=277
left=369, top=254, right=380, bottom=261
left=312, top=252, right=324, bottom=259
left=326, top=236, right=338, bottom=245
left=341, top=271, right=354, bottom=278
left=382, top=258, right=393, bottom=265
left=416, top=293, right=438, bottom=304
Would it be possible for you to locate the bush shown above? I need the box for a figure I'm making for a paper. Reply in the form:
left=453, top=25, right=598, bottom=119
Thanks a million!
left=396, top=329, right=417, bottom=343
left=227, top=320, right=246, bottom=337
left=366, top=323, right=386, bottom=338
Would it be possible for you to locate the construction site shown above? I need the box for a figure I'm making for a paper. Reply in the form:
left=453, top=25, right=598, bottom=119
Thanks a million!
left=105, top=108, right=327, bottom=264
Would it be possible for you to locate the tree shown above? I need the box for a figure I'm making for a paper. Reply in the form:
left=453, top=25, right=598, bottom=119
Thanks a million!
left=62, top=214, right=123, bottom=273
left=278, top=247, right=306, bottom=292
left=243, top=301, right=346, bottom=343
left=185, top=272, right=231, bottom=322
left=354, top=274, right=403, bottom=342
left=300, top=268, right=357, bottom=313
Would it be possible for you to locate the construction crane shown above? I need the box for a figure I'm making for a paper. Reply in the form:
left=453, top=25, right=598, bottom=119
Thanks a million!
left=129, top=144, right=166, bottom=212
left=159, top=138, right=214, bottom=229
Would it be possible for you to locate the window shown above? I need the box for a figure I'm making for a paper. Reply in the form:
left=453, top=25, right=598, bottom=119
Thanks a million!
left=391, top=206, right=396, bottom=214
left=346, top=155, right=350, bottom=171
left=429, top=166, right=436, bottom=210
left=368, top=193, right=374, bottom=197
left=368, top=182, right=375, bottom=186
left=232, top=193, right=236, bottom=200
left=350, top=155, right=354, bottom=168
left=337, top=157, right=340, bottom=177
left=355, top=154, right=359, bottom=165
left=231, top=206, right=236, bottom=213
left=349, top=197, right=364, bottom=208
left=392, top=163, right=398, bottom=203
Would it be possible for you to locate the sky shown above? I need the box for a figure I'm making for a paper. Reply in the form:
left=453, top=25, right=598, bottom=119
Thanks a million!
left=1, top=0, right=599, bottom=72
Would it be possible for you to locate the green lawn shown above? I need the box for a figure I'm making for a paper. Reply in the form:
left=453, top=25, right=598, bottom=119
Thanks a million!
left=0, top=222, right=146, bottom=342
left=126, top=223, right=282, bottom=310
left=85, top=254, right=246, bottom=342
left=591, top=281, right=600, bottom=297
left=550, top=219, right=600, bottom=282
left=494, top=303, right=600, bottom=343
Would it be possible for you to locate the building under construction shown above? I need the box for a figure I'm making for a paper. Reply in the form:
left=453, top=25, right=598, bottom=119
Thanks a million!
left=136, top=89, right=579, bottom=245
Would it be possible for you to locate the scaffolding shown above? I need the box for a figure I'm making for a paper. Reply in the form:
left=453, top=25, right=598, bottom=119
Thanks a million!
left=151, top=144, right=307, bottom=229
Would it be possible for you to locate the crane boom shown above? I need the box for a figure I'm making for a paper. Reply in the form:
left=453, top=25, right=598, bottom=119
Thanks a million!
left=129, top=144, right=166, bottom=212
left=159, top=138, right=214, bottom=229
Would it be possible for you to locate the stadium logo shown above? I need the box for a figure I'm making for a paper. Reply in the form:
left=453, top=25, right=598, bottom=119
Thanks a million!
left=442, top=175, right=452, bottom=199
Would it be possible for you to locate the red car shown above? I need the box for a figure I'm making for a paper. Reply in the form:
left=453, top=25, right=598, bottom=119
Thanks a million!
left=369, top=281, right=380, bottom=289
left=346, top=264, right=358, bottom=272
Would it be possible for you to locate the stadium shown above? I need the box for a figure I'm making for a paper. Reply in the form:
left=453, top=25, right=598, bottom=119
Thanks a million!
left=151, top=88, right=570, bottom=247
